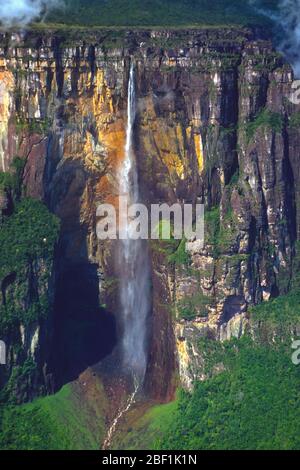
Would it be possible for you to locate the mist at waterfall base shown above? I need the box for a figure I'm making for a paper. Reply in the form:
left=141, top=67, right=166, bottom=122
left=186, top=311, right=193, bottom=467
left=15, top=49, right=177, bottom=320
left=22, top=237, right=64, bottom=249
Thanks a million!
left=117, top=64, right=151, bottom=385
left=250, top=0, right=300, bottom=77
left=0, top=0, right=62, bottom=26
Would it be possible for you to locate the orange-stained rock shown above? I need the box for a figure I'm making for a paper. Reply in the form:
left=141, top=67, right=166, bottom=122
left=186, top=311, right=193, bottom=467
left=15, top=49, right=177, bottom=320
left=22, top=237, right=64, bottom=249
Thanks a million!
left=1, top=28, right=300, bottom=397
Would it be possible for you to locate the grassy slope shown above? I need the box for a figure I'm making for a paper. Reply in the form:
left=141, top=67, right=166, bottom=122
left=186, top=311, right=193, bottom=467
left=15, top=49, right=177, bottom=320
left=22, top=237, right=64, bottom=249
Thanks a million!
left=45, top=0, right=278, bottom=27
left=0, top=376, right=107, bottom=450
left=1, top=290, right=300, bottom=450
left=113, top=290, right=300, bottom=450
left=111, top=400, right=179, bottom=450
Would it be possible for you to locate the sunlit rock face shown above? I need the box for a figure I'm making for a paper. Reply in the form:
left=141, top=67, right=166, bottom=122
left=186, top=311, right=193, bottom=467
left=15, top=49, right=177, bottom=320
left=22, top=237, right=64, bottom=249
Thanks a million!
left=0, top=27, right=300, bottom=397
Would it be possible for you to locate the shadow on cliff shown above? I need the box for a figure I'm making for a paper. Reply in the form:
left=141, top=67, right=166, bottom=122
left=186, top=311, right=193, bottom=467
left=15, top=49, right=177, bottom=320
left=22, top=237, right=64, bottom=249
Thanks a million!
left=45, top=157, right=117, bottom=389
left=52, top=261, right=117, bottom=387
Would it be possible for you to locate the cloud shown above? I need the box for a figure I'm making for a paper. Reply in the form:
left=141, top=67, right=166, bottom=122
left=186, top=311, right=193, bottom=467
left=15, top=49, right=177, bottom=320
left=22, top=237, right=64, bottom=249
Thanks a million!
left=249, top=0, right=300, bottom=77
left=276, top=0, right=300, bottom=77
left=0, top=0, right=62, bottom=27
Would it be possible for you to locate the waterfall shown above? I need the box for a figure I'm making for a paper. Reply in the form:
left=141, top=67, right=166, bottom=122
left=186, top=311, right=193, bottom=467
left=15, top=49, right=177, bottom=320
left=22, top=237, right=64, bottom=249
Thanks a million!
left=102, top=377, right=139, bottom=450
left=118, top=62, right=151, bottom=384
left=102, top=62, right=151, bottom=450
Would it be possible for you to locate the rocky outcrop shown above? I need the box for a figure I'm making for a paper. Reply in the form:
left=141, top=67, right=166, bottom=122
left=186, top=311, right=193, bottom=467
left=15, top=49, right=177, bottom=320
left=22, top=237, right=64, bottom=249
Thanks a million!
left=0, top=198, right=59, bottom=403
left=0, top=27, right=300, bottom=398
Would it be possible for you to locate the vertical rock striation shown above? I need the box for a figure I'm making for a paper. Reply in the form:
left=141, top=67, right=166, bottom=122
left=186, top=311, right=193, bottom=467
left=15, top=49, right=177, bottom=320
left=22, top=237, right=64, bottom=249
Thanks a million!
left=0, top=27, right=300, bottom=399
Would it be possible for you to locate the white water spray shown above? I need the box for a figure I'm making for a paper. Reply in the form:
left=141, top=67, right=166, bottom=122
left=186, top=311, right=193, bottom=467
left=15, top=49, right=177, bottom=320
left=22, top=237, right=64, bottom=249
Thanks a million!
left=102, top=377, right=139, bottom=450
left=0, top=0, right=61, bottom=27
left=250, top=0, right=300, bottom=76
left=118, top=63, right=151, bottom=382
left=102, top=63, right=151, bottom=450
left=276, top=0, right=300, bottom=77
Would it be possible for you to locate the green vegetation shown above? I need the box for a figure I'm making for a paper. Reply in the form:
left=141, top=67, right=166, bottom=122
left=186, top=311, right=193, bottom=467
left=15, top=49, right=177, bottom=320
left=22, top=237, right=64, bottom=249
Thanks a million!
left=289, top=112, right=300, bottom=129
left=0, top=384, right=105, bottom=450
left=112, top=289, right=300, bottom=450
left=112, top=400, right=179, bottom=450
left=0, top=198, right=60, bottom=333
left=250, top=288, right=300, bottom=336
left=158, top=337, right=300, bottom=450
left=15, top=118, right=51, bottom=135
left=0, top=157, right=25, bottom=195
left=0, top=157, right=60, bottom=401
left=168, top=238, right=191, bottom=266
left=218, top=208, right=238, bottom=251
left=0, top=198, right=60, bottom=279
left=205, top=206, right=238, bottom=255
left=151, top=219, right=187, bottom=264
left=177, top=292, right=211, bottom=320
left=44, top=0, right=277, bottom=28
left=154, top=219, right=174, bottom=241
left=228, top=169, right=240, bottom=187
left=245, top=108, right=284, bottom=142
left=0, top=358, right=38, bottom=405
left=152, top=203, right=239, bottom=266
left=204, top=206, right=220, bottom=249
left=2, top=267, right=300, bottom=450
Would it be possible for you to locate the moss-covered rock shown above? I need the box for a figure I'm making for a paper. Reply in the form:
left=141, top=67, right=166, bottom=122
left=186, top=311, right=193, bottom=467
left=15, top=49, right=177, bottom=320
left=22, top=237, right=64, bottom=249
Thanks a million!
left=0, top=198, right=60, bottom=403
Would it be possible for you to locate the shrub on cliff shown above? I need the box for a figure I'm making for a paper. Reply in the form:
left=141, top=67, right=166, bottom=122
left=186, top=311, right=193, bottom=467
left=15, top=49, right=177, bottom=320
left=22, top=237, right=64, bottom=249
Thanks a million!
left=0, top=198, right=60, bottom=332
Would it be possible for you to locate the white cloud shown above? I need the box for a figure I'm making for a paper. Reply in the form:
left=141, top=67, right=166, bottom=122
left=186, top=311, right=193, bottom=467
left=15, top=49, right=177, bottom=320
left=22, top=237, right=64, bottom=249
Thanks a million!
left=276, top=0, right=300, bottom=77
left=249, top=0, right=300, bottom=76
left=0, top=0, right=61, bottom=27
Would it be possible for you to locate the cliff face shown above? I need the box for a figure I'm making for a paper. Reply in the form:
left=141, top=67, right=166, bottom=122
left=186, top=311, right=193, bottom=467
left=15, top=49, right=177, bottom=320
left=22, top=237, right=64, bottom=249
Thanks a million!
left=0, top=27, right=300, bottom=400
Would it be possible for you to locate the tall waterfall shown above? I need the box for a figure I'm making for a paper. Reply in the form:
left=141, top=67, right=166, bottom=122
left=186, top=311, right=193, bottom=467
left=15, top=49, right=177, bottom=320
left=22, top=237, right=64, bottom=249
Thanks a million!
left=118, top=63, right=150, bottom=383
